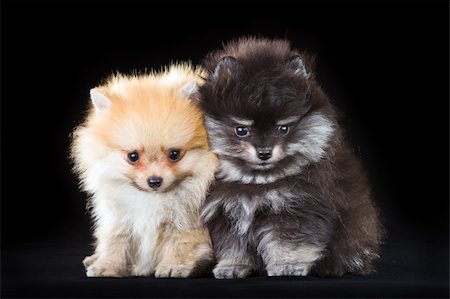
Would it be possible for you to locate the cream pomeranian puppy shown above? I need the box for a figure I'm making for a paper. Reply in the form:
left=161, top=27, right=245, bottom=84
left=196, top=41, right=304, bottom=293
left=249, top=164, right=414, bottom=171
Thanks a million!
left=71, top=64, right=218, bottom=278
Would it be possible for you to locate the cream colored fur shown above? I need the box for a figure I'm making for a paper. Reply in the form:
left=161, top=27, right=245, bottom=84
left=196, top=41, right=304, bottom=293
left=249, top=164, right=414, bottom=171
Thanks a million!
left=71, top=64, right=217, bottom=277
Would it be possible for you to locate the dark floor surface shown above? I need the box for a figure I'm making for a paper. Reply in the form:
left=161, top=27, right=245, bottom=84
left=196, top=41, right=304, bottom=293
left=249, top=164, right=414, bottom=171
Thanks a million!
left=2, top=225, right=448, bottom=298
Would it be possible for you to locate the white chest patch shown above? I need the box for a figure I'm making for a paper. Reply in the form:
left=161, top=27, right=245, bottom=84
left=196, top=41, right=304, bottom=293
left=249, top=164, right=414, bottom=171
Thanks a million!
left=223, top=188, right=302, bottom=236
left=223, top=196, right=258, bottom=235
left=93, top=184, right=182, bottom=275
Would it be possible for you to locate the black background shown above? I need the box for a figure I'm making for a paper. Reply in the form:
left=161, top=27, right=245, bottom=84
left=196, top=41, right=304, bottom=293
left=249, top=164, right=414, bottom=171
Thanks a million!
left=2, top=1, right=449, bottom=298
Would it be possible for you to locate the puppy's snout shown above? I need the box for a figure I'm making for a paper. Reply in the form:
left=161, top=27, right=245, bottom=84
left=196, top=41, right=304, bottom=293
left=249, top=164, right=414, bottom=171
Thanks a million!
left=147, top=176, right=163, bottom=189
left=257, top=148, right=272, bottom=161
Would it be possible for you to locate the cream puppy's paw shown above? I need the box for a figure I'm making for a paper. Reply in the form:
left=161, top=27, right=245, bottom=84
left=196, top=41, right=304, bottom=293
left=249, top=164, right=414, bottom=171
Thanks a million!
left=154, top=263, right=195, bottom=278
left=85, top=261, right=124, bottom=277
left=213, top=265, right=252, bottom=279
left=266, top=263, right=311, bottom=276
left=82, top=254, right=98, bottom=269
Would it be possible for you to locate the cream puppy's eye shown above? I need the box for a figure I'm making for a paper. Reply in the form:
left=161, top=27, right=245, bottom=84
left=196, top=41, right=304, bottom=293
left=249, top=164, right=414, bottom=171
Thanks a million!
left=235, top=126, right=249, bottom=137
left=278, top=125, right=289, bottom=135
left=127, top=151, right=139, bottom=164
left=168, top=149, right=181, bottom=161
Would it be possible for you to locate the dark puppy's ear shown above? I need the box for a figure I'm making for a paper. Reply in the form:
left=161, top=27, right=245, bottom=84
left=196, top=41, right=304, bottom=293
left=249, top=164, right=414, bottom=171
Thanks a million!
left=212, top=56, right=241, bottom=82
left=288, top=55, right=310, bottom=79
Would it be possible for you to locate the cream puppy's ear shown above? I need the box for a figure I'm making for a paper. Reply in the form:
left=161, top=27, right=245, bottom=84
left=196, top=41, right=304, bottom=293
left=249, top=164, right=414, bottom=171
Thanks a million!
left=90, top=89, right=111, bottom=114
left=180, top=81, right=199, bottom=101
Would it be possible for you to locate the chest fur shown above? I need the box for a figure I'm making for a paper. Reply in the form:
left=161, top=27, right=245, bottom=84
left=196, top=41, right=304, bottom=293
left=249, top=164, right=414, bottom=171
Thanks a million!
left=221, top=188, right=300, bottom=235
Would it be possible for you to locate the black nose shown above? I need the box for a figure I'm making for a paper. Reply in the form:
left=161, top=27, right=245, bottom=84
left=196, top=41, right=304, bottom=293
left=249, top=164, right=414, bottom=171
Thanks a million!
left=147, top=176, right=163, bottom=189
left=257, top=148, right=272, bottom=161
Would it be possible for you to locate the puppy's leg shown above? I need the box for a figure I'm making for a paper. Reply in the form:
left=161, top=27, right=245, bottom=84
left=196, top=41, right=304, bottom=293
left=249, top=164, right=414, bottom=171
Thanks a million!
left=207, top=216, right=258, bottom=279
left=85, top=225, right=130, bottom=277
left=258, top=227, right=323, bottom=276
left=211, top=220, right=258, bottom=279
left=155, top=227, right=213, bottom=278
left=313, top=199, right=383, bottom=276
left=213, top=242, right=257, bottom=279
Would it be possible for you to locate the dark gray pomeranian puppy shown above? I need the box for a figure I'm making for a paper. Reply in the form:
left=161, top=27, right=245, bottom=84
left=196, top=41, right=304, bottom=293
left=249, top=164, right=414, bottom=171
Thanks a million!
left=198, top=37, right=384, bottom=279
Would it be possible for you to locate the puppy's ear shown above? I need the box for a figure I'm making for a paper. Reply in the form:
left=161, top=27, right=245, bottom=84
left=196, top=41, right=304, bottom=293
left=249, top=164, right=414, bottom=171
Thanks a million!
left=212, top=56, right=241, bottom=82
left=90, top=89, right=111, bottom=114
left=180, top=81, right=199, bottom=101
left=288, top=55, right=310, bottom=79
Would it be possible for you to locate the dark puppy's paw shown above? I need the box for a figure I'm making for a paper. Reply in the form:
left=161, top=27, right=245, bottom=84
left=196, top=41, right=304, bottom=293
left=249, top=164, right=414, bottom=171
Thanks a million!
left=266, top=263, right=310, bottom=276
left=213, top=265, right=252, bottom=279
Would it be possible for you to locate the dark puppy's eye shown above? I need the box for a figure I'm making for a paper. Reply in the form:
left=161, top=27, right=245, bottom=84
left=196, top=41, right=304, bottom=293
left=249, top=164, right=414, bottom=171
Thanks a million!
left=168, top=149, right=181, bottom=161
left=278, top=125, right=289, bottom=135
left=128, top=151, right=139, bottom=164
left=235, top=126, right=249, bottom=137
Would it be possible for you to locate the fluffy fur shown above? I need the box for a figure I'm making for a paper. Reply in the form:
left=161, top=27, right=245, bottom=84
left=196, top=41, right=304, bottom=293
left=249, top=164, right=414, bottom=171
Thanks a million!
left=71, top=64, right=218, bottom=277
left=199, top=37, right=383, bottom=278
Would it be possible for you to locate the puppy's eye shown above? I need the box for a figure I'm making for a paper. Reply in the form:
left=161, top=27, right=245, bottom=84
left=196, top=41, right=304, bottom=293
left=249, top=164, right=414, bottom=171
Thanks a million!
left=278, top=125, right=289, bottom=135
left=168, top=149, right=181, bottom=161
left=235, top=126, right=249, bottom=137
left=128, top=151, right=139, bottom=164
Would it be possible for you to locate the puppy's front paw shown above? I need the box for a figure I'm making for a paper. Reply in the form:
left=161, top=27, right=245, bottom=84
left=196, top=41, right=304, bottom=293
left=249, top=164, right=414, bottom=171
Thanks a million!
left=213, top=265, right=251, bottom=279
left=155, top=263, right=194, bottom=278
left=85, top=261, right=124, bottom=277
left=266, top=263, right=310, bottom=276
left=82, top=254, right=98, bottom=269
